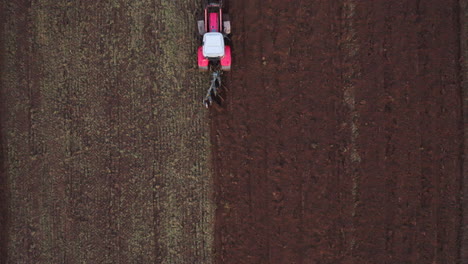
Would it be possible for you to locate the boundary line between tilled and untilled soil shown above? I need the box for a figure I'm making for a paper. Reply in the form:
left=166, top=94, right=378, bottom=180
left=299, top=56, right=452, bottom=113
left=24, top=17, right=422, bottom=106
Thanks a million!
left=461, top=0, right=468, bottom=262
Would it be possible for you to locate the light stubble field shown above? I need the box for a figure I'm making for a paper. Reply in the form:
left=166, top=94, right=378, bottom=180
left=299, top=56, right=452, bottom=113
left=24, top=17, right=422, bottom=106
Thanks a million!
left=1, top=0, right=213, bottom=263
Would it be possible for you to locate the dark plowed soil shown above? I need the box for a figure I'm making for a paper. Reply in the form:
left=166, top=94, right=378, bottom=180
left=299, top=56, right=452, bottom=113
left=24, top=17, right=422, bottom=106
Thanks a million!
left=212, top=1, right=464, bottom=263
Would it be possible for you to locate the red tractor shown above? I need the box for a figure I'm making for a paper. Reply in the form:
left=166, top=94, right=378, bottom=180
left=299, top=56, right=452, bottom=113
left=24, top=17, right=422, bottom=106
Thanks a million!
left=197, top=0, right=231, bottom=107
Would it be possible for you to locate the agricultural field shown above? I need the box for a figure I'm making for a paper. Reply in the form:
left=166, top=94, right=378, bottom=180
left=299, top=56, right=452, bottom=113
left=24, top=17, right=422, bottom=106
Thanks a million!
left=211, top=0, right=467, bottom=263
left=1, top=0, right=213, bottom=263
left=1, top=0, right=467, bottom=264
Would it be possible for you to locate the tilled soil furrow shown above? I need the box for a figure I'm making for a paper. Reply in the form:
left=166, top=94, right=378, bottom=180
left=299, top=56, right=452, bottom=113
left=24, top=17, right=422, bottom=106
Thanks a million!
left=352, top=1, right=462, bottom=263
left=213, top=1, right=464, bottom=263
left=213, top=1, right=355, bottom=263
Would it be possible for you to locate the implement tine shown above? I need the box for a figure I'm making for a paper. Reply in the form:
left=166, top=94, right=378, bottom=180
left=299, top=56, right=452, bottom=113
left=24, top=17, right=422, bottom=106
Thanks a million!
left=204, top=70, right=222, bottom=108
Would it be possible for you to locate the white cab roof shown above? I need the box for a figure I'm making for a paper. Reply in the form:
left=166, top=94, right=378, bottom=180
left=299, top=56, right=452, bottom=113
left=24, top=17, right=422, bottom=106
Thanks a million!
left=203, top=32, right=225, bottom=58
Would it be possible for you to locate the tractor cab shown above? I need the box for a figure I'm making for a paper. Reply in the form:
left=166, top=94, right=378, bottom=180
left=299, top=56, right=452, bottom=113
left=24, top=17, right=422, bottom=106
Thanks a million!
left=203, top=32, right=225, bottom=58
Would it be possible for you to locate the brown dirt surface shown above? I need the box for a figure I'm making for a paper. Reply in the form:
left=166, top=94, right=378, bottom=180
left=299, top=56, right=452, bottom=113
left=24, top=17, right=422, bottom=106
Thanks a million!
left=212, top=0, right=465, bottom=263
left=1, top=0, right=213, bottom=263
left=0, top=2, right=7, bottom=263
left=1, top=0, right=467, bottom=263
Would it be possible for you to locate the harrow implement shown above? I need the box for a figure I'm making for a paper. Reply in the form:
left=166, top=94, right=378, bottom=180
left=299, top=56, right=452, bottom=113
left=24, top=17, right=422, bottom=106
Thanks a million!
left=203, top=70, right=222, bottom=108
